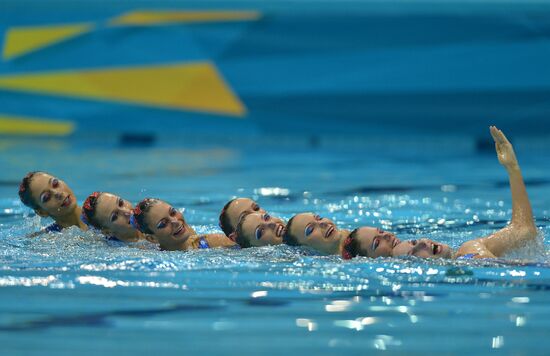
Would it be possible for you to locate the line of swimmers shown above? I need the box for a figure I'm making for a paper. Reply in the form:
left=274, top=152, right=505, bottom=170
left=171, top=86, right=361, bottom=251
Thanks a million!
left=17, top=127, right=539, bottom=260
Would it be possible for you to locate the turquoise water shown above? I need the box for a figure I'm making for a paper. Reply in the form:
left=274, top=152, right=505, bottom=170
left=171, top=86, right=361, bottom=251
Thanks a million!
left=1, top=137, right=549, bottom=354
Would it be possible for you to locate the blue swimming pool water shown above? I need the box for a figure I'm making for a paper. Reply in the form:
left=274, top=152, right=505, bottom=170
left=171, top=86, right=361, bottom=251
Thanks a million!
left=1, top=136, right=549, bottom=354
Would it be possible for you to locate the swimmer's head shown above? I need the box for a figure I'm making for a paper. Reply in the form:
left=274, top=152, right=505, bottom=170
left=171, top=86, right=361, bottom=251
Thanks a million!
left=18, top=171, right=78, bottom=219
left=392, top=238, right=452, bottom=259
left=283, top=213, right=340, bottom=252
left=219, top=198, right=265, bottom=236
left=82, top=192, right=141, bottom=242
left=342, top=226, right=400, bottom=259
left=232, top=211, right=285, bottom=248
left=132, top=198, right=196, bottom=250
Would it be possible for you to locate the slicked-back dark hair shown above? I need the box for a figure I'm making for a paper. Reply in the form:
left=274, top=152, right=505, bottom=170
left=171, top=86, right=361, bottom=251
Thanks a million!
left=219, top=198, right=238, bottom=236
left=18, top=171, right=44, bottom=210
left=132, top=198, right=160, bottom=235
left=342, top=228, right=360, bottom=259
left=81, top=192, right=103, bottom=229
left=283, top=215, right=300, bottom=246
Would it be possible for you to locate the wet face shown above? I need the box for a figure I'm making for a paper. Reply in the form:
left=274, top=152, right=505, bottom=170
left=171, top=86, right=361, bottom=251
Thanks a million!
left=392, top=239, right=452, bottom=259
left=225, top=198, right=265, bottom=233
left=29, top=173, right=77, bottom=218
left=353, top=227, right=400, bottom=258
left=288, top=213, right=340, bottom=251
left=93, top=193, right=139, bottom=242
left=144, top=201, right=196, bottom=249
left=238, top=212, right=285, bottom=247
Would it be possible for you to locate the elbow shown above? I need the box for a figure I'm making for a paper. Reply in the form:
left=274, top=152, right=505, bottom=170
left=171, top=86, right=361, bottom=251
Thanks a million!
left=524, top=225, right=538, bottom=239
left=516, top=225, right=538, bottom=245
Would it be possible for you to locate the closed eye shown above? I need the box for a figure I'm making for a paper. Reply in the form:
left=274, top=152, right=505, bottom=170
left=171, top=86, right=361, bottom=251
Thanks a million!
left=304, top=224, right=314, bottom=237
left=255, top=227, right=264, bottom=240
left=169, top=207, right=177, bottom=217
left=252, top=203, right=260, bottom=211
left=118, top=198, right=124, bottom=207
left=110, top=212, right=118, bottom=223
left=263, top=213, right=270, bottom=221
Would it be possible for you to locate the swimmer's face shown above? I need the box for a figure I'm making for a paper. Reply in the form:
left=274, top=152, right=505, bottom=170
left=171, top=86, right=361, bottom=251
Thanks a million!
left=225, top=198, right=264, bottom=233
left=288, top=213, right=340, bottom=251
left=144, top=201, right=196, bottom=249
left=29, top=173, right=77, bottom=218
left=238, top=212, right=285, bottom=247
left=93, top=193, right=139, bottom=242
left=392, top=239, right=452, bottom=259
left=353, top=227, right=400, bottom=258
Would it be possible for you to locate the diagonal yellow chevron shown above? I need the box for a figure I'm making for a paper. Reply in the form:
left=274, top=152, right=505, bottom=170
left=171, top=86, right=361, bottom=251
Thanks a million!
left=109, top=10, right=261, bottom=26
left=0, top=114, right=74, bottom=136
left=0, top=62, right=246, bottom=116
left=2, top=11, right=260, bottom=60
left=2, top=23, right=94, bottom=60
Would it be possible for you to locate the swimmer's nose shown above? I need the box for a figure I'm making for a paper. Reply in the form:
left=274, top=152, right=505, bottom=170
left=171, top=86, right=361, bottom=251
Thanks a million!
left=319, top=222, right=328, bottom=228
left=54, top=191, right=63, bottom=200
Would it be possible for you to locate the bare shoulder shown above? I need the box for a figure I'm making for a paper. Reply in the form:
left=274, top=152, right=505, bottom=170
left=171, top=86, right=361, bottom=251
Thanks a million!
left=456, top=239, right=496, bottom=259
left=206, top=233, right=238, bottom=248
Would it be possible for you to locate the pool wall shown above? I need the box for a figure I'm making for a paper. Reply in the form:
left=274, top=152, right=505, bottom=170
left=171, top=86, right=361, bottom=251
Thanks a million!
left=1, top=0, right=550, bottom=139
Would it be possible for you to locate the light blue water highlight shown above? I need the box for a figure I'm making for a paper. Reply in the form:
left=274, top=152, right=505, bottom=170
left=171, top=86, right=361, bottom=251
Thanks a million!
left=0, top=137, right=549, bottom=354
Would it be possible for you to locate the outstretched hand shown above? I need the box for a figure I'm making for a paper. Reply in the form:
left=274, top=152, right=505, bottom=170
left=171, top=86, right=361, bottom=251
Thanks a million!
left=490, top=126, right=518, bottom=169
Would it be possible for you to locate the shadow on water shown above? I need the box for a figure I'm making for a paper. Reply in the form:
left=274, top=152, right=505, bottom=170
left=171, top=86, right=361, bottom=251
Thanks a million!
left=0, top=304, right=225, bottom=332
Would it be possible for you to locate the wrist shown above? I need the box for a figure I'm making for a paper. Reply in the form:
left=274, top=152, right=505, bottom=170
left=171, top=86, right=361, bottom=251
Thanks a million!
left=506, top=163, right=520, bottom=172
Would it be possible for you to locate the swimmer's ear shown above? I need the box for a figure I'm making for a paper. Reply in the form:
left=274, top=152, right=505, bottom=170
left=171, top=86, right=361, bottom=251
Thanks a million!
left=144, top=235, right=158, bottom=244
left=34, top=209, right=48, bottom=218
left=228, top=232, right=237, bottom=242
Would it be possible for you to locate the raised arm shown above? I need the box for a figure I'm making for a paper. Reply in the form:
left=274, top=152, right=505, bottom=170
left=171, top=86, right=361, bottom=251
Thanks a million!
left=456, top=126, right=537, bottom=258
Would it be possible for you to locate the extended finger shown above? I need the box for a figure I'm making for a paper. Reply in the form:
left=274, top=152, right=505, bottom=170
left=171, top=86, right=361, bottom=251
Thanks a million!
left=490, top=126, right=499, bottom=142
left=498, top=128, right=511, bottom=145
left=492, top=127, right=507, bottom=145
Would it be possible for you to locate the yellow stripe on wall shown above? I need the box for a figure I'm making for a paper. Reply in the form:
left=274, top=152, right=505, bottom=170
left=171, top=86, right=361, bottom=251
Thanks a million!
left=0, top=115, right=74, bottom=136
left=2, top=23, right=94, bottom=60
left=0, top=62, right=246, bottom=116
left=110, top=10, right=261, bottom=26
